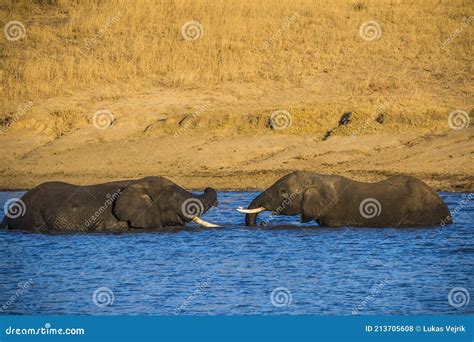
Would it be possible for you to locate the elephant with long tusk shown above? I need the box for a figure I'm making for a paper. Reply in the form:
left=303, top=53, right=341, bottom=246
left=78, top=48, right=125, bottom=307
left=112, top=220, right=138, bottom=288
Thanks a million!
left=237, top=207, right=266, bottom=214
left=1, top=176, right=220, bottom=232
left=191, top=216, right=220, bottom=228
left=237, top=171, right=452, bottom=228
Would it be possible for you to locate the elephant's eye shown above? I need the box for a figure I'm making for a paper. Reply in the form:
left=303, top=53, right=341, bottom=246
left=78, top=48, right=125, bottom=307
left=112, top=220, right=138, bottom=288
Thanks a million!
left=280, top=189, right=289, bottom=199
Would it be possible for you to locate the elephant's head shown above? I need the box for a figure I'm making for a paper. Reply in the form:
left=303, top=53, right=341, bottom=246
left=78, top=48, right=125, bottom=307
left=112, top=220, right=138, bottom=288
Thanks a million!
left=178, top=187, right=219, bottom=227
left=113, top=178, right=219, bottom=228
left=240, top=173, right=305, bottom=226
left=238, top=172, right=339, bottom=226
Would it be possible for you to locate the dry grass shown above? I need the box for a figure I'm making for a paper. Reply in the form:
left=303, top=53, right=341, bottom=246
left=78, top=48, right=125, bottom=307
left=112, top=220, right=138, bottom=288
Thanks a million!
left=0, top=0, right=472, bottom=134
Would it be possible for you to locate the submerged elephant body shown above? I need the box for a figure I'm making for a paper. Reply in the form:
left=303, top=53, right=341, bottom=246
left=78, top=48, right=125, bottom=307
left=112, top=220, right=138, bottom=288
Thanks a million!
left=241, top=172, right=452, bottom=227
left=1, top=172, right=453, bottom=231
left=1, top=177, right=218, bottom=232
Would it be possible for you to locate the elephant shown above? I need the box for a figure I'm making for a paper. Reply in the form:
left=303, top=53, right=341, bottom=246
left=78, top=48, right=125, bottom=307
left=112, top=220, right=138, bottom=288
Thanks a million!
left=1, top=176, right=219, bottom=232
left=237, top=172, right=452, bottom=227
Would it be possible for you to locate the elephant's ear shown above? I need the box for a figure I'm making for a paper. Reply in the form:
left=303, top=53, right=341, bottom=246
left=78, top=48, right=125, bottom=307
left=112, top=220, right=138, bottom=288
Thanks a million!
left=301, top=187, right=320, bottom=223
left=113, top=184, right=156, bottom=228
left=301, top=186, right=333, bottom=223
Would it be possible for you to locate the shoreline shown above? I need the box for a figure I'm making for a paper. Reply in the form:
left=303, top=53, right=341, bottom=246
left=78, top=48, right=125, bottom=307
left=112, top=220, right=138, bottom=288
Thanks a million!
left=1, top=120, right=472, bottom=193
left=0, top=167, right=472, bottom=193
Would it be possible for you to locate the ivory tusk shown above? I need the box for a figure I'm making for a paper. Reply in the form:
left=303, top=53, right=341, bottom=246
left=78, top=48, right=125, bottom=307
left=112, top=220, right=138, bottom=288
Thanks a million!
left=236, top=206, right=266, bottom=214
left=192, top=216, right=220, bottom=228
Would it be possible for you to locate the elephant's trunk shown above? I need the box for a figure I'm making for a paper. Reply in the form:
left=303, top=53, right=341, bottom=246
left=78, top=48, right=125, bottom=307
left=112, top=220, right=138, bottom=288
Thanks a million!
left=245, top=194, right=265, bottom=226
left=1, top=216, right=8, bottom=230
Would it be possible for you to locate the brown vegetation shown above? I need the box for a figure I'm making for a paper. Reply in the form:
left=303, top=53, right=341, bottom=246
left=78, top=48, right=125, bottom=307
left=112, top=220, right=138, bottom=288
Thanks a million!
left=0, top=0, right=472, bottom=190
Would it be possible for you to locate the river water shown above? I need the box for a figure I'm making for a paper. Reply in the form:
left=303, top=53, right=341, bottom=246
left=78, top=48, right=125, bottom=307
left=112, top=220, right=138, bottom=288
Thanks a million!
left=0, top=191, right=472, bottom=315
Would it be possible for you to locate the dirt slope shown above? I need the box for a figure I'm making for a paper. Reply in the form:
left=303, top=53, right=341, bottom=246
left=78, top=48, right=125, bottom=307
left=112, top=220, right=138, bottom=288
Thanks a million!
left=0, top=85, right=472, bottom=191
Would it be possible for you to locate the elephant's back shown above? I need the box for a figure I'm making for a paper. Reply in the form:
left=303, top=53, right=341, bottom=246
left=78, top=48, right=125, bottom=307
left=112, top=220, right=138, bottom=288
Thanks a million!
left=26, top=181, right=81, bottom=202
left=400, top=176, right=452, bottom=224
left=376, top=175, right=451, bottom=225
left=381, top=175, right=444, bottom=203
left=2, top=182, right=74, bottom=230
left=32, top=180, right=126, bottom=202
left=83, top=181, right=129, bottom=198
left=42, top=182, right=124, bottom=231
left=6, top=181, right=122, bottom=231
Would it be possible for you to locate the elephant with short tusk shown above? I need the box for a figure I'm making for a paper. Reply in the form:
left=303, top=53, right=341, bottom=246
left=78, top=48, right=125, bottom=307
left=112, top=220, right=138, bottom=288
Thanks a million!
left=1, top=176, right=219, bottom=232
left=237, top=171, right=452, bottom=227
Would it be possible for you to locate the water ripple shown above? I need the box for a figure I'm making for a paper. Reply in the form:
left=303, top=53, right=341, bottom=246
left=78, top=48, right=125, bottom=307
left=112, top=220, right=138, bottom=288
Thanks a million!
left=0, top=191, right=472, bottom=315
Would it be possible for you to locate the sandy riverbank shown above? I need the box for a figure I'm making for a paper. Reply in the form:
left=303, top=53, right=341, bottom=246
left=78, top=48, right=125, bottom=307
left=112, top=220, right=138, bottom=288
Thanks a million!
left=0, top=106, right=472, bottom=191
left=1, top=1, right=472, bottom=191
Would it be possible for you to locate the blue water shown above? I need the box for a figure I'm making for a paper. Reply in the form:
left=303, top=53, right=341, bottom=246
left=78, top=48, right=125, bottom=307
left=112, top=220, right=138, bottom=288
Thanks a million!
left=0, top=191, right=472, bottom=315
